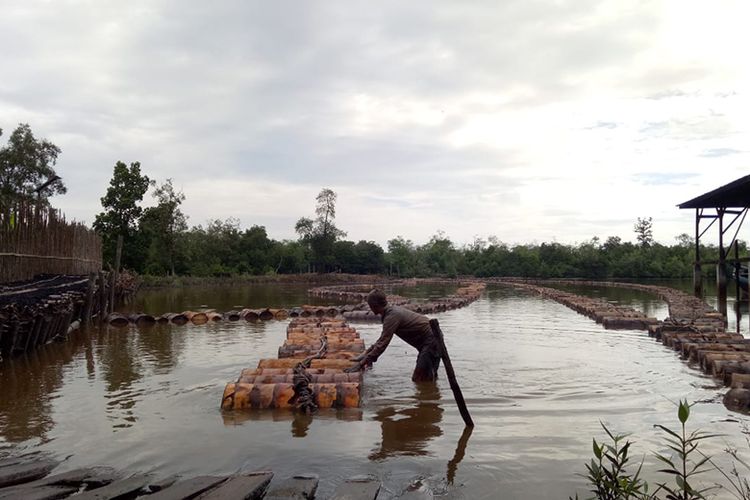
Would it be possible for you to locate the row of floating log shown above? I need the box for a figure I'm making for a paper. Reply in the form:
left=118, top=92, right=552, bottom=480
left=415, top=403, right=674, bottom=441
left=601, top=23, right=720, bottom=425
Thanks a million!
left=106, top=281, right=487, bottom=328
left=501, top=279, right=750, bottom=413
left=221, top=317, right=366, bottom=410
left=105, top=305, right=355, bottom=327
left=501, top=281, right=660, bottom=330
left=317, top=280, right=487, bottom=320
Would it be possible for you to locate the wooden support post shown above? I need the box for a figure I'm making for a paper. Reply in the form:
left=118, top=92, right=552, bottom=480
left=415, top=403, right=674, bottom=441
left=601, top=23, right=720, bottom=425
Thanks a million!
left=110, top=234, right=123, bottom=314
left=429, top=319, right=474, bottom=428
left=24, top=316, right=42, bottom=353
left=98, top=271, right=107, bottom=323
left=694, top=208, right=703, bottom=297
left=736, top=242, right=742, bottom=334
left=718, top=209, right=728, bottom=319
left=82, top=273, right=96, bottom=329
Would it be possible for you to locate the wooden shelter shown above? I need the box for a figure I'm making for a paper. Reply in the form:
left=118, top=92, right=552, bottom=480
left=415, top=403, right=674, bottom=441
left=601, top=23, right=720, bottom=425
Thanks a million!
left=678, top=174, right=750, bottom=319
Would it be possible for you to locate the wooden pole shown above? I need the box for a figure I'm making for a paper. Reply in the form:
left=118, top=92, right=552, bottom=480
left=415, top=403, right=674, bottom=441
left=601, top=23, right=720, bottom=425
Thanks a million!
left=694, top=208, right=703, bottom=297
left=429, top=319, right=474, bottom=428
left=82, top=273, right=96, bottom=329
left=735, top=241, right=741, bottom=334
left=98, top=271, right=107, bottom=322
left=110, top=234, right=123, bottom=314
left=718, top=209, right=728, bottom=319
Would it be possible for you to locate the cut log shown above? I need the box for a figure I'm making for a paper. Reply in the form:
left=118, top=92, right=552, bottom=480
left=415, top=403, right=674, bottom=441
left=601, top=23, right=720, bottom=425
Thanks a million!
left=724, top=388, right=750, bottom=412
left=731, top=373, right=750, bottom=389
left=0, top=460, right=58, bottom=488
left=199, top=472, right=273, bottom=500
left=221, top=382, right=360, bottom=410
left=106, top=313, right=129, bottom=328
left=72, top=474, right=154, bottom=500
left=143, top=476, right=227, bottom=500
left=329, top=475, right=381, bottom=500
left=257, top=359, right=353, bottom=370
left=265, top=474, right=318, bottom=500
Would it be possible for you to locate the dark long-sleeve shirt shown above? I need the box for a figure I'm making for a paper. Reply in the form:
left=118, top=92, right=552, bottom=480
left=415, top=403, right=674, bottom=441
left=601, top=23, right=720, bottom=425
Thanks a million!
left=362, top=305, right=434, bottom=364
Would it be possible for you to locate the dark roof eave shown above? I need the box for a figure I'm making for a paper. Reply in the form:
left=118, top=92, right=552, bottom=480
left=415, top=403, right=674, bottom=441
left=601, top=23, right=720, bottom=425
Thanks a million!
left=677, top=174, right=750, bottom=209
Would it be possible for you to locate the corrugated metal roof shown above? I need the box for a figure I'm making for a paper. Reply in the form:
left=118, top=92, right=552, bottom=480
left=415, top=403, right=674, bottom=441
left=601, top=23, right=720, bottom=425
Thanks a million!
left=678, top=174, right=750, bottom=209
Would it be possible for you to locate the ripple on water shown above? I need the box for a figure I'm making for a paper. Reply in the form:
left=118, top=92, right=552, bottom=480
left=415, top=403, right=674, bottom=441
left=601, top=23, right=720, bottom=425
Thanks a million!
left=2, top=285, right=750, bottom=499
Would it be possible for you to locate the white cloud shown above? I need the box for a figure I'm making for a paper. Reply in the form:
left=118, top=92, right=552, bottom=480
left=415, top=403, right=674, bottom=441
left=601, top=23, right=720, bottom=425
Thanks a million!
left=1, top=0, right=749, bottom=247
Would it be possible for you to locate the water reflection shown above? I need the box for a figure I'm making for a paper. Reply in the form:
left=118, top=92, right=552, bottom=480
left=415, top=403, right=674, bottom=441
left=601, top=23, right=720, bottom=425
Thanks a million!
left=98, top=327, right=144, bottom=430
left=221, top=408, right=364, bottom=428
left=0, top=332, right=88, bottom=443
left=291, top=413, right=313, bottom=437
left=135, top=325, right=184, bottom=374
left=446, top=426, right=473, bottom=485
left=369, top=384, right=443, bottom=461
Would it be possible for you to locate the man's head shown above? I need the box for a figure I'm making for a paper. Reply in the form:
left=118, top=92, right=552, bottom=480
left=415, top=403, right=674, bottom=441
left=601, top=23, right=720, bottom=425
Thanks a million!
left=366, top=289, right=388, bottom=314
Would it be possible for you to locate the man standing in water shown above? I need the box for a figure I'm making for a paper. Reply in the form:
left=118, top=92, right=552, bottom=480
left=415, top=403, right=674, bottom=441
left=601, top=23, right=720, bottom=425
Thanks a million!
left=345, top=289, right=441, bottom=382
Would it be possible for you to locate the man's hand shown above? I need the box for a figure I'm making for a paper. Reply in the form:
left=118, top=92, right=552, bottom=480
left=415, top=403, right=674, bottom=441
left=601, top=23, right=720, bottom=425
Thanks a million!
left=344, top=360, right=364, bottom=373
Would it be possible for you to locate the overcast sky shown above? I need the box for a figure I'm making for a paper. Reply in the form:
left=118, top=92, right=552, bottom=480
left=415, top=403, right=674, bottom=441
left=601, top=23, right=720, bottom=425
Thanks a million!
left=1, top=1, right=748, bottom=248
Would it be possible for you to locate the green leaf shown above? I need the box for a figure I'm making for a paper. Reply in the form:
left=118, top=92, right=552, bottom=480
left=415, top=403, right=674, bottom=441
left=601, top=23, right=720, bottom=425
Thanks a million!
left=678, top=399, right=690, bottom=424
left=592, top=439, right=602, bottom=460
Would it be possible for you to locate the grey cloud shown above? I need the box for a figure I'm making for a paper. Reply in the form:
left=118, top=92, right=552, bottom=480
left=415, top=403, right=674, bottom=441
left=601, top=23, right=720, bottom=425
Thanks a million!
left=0, top=0, right=741, bottom=245
left=585, top=121, right=619, bottom=130
left=632, top=173, right=697, bottom=186
left=646, top=89, right=687, bottom=100
left=700, top=148, right=742, bottom=158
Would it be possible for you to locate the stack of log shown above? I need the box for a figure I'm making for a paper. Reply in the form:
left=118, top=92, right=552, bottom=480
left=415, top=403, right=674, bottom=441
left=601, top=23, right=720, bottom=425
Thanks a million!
left=0, top=275, right=98, bottom=361
left=221, top=318, right=365, bottom=410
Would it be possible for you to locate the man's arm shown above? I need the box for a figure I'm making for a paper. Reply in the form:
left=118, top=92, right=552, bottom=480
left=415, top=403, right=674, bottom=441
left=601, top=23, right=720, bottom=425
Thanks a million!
left=361, top=320, right=396, bottom=365
left=344, top=315, right=398, bottom=371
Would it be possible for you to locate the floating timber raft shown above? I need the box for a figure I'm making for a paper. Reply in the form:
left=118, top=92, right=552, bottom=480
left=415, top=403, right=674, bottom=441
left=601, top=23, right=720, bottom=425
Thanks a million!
left=0, top=453, right=381, bottom=500
left=222, top=318, right=366, bottom=410
left=497, top=279, right=750, bottom=413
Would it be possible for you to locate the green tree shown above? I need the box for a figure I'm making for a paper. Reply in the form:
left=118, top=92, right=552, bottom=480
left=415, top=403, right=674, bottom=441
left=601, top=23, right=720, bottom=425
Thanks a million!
left=0, top=123, right=65, bottom=206
left=387, top=236, right=417, bottom=276
left=634, top=217, right=654, bottom=248
left=295, top=188, right=347, bottom=272
left=93, top=161, right=151, bottom=268
left=140, top=179, right=187, bottom=275
left=422, top=231, right=459, bottom=277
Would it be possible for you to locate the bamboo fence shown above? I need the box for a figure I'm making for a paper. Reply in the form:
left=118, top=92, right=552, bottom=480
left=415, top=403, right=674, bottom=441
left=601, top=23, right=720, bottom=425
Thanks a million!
left=0, top=203, right=101, bottom=283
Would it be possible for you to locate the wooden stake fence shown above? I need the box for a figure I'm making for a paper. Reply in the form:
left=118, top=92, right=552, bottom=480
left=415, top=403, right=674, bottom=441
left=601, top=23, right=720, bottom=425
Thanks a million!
left=0, top=202, right=101, bottom=283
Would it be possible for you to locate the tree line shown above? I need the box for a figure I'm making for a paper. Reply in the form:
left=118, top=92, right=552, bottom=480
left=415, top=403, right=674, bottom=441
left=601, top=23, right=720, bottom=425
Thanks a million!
left=1, top=123, right=729, bottom=280
left=89, top=161, right=719, bottom=280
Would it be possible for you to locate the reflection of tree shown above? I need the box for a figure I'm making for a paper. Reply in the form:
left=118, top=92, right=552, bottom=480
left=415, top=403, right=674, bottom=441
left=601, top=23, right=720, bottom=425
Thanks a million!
left=0, top=331, right=88, bottom=443
left=369, top=384, right=443, bottom=461
left=135, top=324, right=184, bottom=374
left=97, top=327, right=144, bottom=429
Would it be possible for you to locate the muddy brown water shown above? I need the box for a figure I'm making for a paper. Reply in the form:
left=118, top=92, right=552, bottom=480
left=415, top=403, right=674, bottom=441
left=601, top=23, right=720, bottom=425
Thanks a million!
left=1, top=282, right=750, bottom=499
